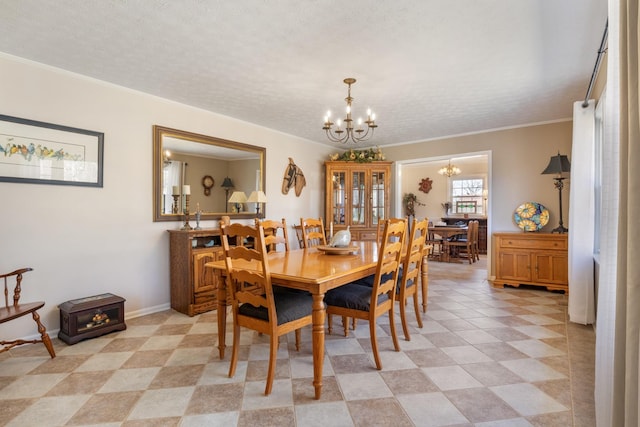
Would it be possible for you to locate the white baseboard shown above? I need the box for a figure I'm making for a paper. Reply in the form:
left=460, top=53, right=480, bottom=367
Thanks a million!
left=15, top=303, right=173, bottom=344
left=125, top=303, right=171, bottom=320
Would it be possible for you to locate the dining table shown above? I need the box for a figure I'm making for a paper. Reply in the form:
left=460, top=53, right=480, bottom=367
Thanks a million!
left=428, top=225, right=468, bottom=262
left=206, top=239, right=430, bottom=399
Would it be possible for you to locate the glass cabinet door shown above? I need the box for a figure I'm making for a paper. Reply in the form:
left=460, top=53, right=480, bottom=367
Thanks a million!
left=351, top=171, right=366, bottom=225
left=371, top=170, right=386, bottom=227
left=331, top=171, right=346, bottom=225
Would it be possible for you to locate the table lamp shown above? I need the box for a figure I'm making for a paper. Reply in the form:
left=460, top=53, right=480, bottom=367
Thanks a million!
left=541, top=152, right=571, bottom=233
left=247, top=190, right=267, bottom=216
left=221, top=177, right=234, bottom=211
left=228, top=191, right=247, bottom=213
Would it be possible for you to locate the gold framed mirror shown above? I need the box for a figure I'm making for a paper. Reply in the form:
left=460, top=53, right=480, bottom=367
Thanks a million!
left=153, top=125, right=266, bottom=222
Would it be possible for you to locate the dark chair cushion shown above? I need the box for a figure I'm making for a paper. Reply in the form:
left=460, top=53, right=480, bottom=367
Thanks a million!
left=238, top=291, right=313, bottom=325
left=272, top=285, right=310, bottom=295
left=325, top=283, right=389, bottom=311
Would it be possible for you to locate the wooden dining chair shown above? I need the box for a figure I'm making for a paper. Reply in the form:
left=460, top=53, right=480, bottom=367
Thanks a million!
left=397, top=217, right=428, bottom=341
left=221, top=223, right=313, bottom=395
left=427, top=221, right=446, bottom=260
left=1, top=268, right=56, bottom=358
left=444, top=221, right=475, bottom=264
left=256, top=217, right=290, bottom=253
left=470, top=220, right=480, bottom=261
left=324, top=218, right=406, bottom=370
left=300, top=217, right=327, bottom=248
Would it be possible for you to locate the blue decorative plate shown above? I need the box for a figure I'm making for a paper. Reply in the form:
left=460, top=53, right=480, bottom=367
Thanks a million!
left=514, top=202, right=549, bottom=232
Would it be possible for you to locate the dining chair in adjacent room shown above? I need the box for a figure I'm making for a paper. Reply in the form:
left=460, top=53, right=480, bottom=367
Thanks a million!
left=396, top=217, right=428, bottom=341
left=300, top=217, right=327, bottom=248
left=444, top=221, right=475, bottom=264
left=324, top=218, right=406, bottom=370
left=470, top=220, right=480, bottom=261
left=256, top=217, right=290, bottom=253
left=426, top=222, right=444, bottom=261
left=221, top=223, right=313, bottom=395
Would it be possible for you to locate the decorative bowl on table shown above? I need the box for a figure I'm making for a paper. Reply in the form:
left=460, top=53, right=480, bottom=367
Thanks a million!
left=315, top=244, right=360, bottom=255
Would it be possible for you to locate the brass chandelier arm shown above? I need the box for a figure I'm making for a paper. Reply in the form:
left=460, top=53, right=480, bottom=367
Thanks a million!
left=324, top=125, right=376, bottom=144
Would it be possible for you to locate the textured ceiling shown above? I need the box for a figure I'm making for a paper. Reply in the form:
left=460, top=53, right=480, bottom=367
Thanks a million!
left=0, top=1, right=607, bottom=148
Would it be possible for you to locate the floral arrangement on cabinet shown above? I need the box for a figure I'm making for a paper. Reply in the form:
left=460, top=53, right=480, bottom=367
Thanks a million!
left=329, top=147, right=385, bottom=163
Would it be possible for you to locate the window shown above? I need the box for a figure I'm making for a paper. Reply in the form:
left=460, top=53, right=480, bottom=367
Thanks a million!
left=451, top=177, right=486, bottom=215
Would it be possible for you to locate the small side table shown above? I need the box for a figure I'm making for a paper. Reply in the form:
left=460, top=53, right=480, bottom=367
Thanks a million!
left=58, top=293, right=126, bottom=344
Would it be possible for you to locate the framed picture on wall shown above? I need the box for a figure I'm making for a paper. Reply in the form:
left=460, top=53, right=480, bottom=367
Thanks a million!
left=0, top=114, right=104, bottom=187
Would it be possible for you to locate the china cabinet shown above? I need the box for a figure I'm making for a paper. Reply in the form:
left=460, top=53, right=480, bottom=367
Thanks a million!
left=493, top=232, right=568, bottom=293
left=325, top=161, right=391, bottom=241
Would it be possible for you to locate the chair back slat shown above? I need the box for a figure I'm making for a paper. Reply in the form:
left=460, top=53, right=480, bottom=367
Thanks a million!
left=300, top=217, right=327, bottom=248
left=371, top=218, right=406, bottom=303
left=402, top=217, right=428, bottom=288
left=256, top=218, right=290, bottom=252
left=221, top=223, right=274, bottom=316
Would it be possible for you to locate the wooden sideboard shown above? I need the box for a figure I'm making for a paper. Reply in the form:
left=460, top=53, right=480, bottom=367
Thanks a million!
left=441, top=217, right=487, bottom=254
left=168, top=229, right=224, bottom=316
left=493, top=232, right=568, bottom=293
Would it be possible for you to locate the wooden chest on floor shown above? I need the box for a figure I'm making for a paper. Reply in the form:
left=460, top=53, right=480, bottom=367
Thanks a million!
left=58, top=293, right=126, bottom=344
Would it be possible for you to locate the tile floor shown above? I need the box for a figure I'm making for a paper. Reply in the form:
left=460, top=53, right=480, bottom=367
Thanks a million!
left=0, top=257, right=595, bottom=426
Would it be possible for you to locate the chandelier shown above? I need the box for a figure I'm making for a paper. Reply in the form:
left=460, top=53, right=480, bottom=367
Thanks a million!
left=438, top=161, right=461, bottom=177
left=322, top=78, right=377, bottom=144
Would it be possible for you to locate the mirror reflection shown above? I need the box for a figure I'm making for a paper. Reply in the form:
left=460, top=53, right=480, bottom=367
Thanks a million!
left=153, top=126, right=265, bottom=222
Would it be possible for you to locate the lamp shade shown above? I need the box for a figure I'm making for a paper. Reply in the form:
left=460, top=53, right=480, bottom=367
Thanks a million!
left=542, top=152, right=571, bottom=175
left=228, top=191, right=247, bottom=203
left=247, top=190, right=267, bottom=203
left=221, top=177, right=234, bottom=189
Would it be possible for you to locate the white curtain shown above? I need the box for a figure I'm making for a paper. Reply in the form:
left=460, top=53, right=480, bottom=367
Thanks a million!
left=568, top=101, right=596, bottom=324
left=595, top=0, right=640, bottom=424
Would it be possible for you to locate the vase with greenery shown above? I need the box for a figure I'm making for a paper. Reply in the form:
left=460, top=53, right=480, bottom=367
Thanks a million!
left=403, top=193, right=425, bottom=217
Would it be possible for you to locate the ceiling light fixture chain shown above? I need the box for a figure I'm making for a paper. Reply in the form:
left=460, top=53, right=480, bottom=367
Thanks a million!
left=323, top=78, right=377, bottom=144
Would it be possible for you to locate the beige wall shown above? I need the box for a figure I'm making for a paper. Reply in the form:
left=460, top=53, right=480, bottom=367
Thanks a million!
left=384, top=121, right=573, bottom=277
left=0, top=53, right=333, bottom=338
